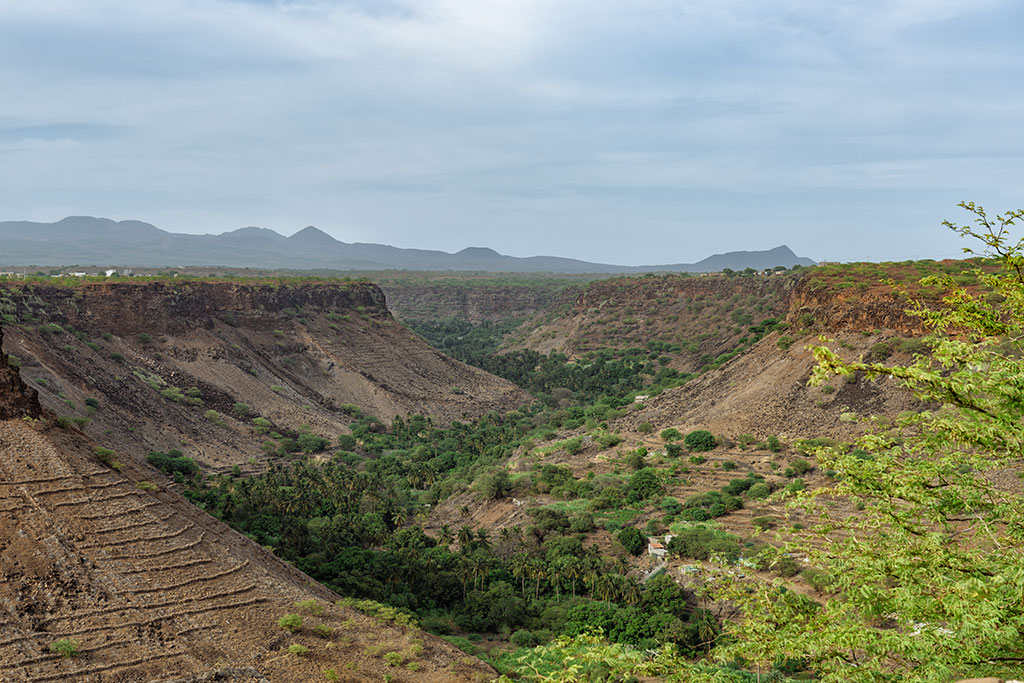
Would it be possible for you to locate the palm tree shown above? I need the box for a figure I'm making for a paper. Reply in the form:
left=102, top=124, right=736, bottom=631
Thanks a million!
left=455, top=560, right=473, bottom=601
left=438, top=524, right=454, bottom=549
left=509, top=552, right=530, bottom=597
left=457, top=525, right=475, bottom=552
left=563, top=557, right=583, bottom=599
left=475, top=527, right=491, bottom=550
left=620, top=576, right=641, bottom=605
left=528, top=559, right=547, bottom=600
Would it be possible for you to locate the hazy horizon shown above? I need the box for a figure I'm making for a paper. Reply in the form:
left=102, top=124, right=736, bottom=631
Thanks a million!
left=2, top=1, right=1021, bottom=265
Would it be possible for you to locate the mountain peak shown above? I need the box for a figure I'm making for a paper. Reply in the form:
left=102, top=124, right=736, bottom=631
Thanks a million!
left=456, top=246, right=501, bottom=257
left=289, top=226, right=338, bottom=244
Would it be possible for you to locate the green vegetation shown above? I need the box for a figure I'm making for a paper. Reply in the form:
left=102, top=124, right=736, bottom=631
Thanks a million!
left=146, top=449, right=199, bottom=477
left=723, top=204, right=1024, bottom=682
left=683, top=430, right=716, bottom=452
left=48, top=638, right=79, bottom=658
left=278, top=613, right=304, bottom=633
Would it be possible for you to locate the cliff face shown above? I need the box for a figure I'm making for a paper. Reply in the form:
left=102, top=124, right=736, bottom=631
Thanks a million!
left=0, top=325, right=40, bottom=419
left=785, top=278, right=925, bottom=335
left=4, top=280, right=387, bottom=336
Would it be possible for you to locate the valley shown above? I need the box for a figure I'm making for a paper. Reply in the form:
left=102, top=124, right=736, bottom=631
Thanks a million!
left=0, top=250, right=1017, bottom=682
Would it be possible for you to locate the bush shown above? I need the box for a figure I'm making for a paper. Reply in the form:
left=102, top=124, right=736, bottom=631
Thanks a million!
left=297, top=432, right=330, bottom=454
left=288, top=644, right=310, bottom=656
left=637, top=422, right=654, bottom=434
left=232, top=402, right=250, bottom=417
left=49, top=639, right=79, bottom=658
left=747, top=482, right=772, bottom=500
left=784, top=458, right=813, bottom=478
left=766, top=435, right=782, bottom=452
left=776, top=555, right=802, bottom=578
left=689, top=454, right=706, bottom=465
left=684, top=430, right=716, bottom=452
left=777, top=335, right=794, bottom=350
left=511, top=629, right=538, bottom=647
left=660, top=427, right=682, bottom=442
left=617, top=527, right=645, bottom=556
left=869, top=340, right=893, bottom=361
left=147, top=450, right=199, bottom=477
left=721, top=460, right=736, bottom=471
left=665, top=443, right=682, bottom=457
left=278, top=613, right=304, bottom=633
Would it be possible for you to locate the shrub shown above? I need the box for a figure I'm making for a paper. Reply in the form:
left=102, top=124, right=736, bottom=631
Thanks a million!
left=232, top=402, right=250, bottom=417
left=869, top=340, right=893, bottom=361
left=297, top=432, right=330, bottom=454
left=160, top=386, right=185, bottom=402
left=689, top=454, right=706, bottom=465
left=776, top=555, right=802, bottom=578
left=84, top=397, right=100, bottom=410
left=766, top=435, right=782, bottom=452
left=288, top=644, right=310, bottom=656
left=383, top=651, right=404, bottom=667
left=684, top=430, right=716, bottom=452
left=147, top=450, right=199, bottom=477
left=295, top=599, right=324, bottom=615
left=721, top=460, right=736, bottom=471
left=313, top=624, right=333, bottom=638
left=278, top=613, right=304, bottom=633
left=511, top=629, right=538, bottom=647
left=776, top=335, right=794, bottom=350
left=617, top=527, right=645, bottom=556
left=752, top=515, right=776, bottom=530
left=637, top=422, right=654, bottom=434
left=665, top=443, right=682, bottom=457
left=252, top=417, right=273, bottom=434
left=660, top=427, right=682, bottom=442
left=49, top=639, right=79, bottom=658
left=784, top=458, right=813, bottom=478
left=747, top=482, right=772, bottom=500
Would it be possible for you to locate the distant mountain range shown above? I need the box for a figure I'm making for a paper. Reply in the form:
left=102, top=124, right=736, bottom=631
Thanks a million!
left=0, top=216, right=816, bottom=273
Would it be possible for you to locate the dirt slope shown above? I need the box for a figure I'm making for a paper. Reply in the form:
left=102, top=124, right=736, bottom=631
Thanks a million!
left=505, top=274, right=794, bottom=371
left=0, top=280, right=528, bottom=471
left=617, top=331, right=923, bottom=441
left=0, top=328, right=495, bottom=682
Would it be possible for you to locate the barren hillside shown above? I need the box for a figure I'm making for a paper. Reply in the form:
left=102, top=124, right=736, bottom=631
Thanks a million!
left=0, top=324, right=496, bottom=682
left=0, top=279, right=528, bottom=471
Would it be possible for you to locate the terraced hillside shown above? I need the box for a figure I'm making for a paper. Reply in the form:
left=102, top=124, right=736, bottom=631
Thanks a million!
left=0, top=279, right=528, bottom=472
left=0, top=325, right=496, bottom=682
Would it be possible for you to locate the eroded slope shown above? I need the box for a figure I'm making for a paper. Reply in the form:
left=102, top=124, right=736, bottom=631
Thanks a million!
left=0, top=280, right=528, bottom=470
left=0, top=327, right=495, bottom=682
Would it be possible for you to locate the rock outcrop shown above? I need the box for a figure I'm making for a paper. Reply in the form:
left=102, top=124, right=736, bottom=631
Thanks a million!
left=0, top=325, right=40, bottom=419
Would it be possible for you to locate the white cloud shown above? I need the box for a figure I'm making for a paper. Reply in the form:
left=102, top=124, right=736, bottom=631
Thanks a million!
left=0, top=0, right=1020, bottom=263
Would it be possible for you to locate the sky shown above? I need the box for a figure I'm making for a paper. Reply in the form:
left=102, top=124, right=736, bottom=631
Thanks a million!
left=1, top=0, right=1021, bottom=266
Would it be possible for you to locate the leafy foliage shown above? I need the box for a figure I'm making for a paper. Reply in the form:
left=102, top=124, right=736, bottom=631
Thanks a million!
left=723, top=204, right=1024, bottom=682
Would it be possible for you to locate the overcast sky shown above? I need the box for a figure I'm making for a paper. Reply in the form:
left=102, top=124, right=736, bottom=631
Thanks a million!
left=1, top=1, right=1021, bottom=265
